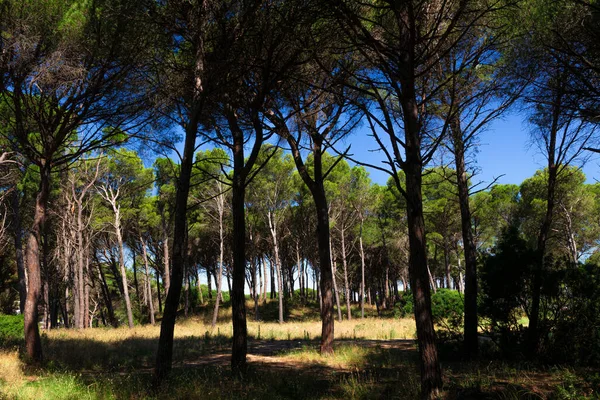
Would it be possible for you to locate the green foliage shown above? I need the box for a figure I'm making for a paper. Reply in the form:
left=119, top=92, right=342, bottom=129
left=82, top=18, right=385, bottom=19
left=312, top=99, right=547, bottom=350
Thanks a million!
left=396, top=289, right=464, bottom=333
left=480, top=225, right=535, bottom=355
left=547, top=262, right=600, bottom=366
left=0, top=314, right=23, bottom=347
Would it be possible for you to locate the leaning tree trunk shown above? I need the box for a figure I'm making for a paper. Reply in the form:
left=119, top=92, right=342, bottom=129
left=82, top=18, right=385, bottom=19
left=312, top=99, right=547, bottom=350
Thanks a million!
left=451, top=116, right=479, bottom=358
left=24, top=163, right=51, bottom=363
left=153, top=112, right=199, bottom=386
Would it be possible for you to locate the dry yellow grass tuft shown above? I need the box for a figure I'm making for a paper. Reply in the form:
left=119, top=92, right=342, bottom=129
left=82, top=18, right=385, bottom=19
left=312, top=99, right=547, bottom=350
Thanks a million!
left=0, top=350, right=24, bottom=384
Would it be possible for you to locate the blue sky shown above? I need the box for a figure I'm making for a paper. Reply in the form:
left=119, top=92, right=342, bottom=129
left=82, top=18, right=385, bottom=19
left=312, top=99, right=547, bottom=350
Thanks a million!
left=341, top=110, right=600, bottom=188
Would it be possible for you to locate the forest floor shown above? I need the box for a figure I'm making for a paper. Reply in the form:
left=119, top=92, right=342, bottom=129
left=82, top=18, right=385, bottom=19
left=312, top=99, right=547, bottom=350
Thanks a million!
left=0, top=301, right=597, bottom=399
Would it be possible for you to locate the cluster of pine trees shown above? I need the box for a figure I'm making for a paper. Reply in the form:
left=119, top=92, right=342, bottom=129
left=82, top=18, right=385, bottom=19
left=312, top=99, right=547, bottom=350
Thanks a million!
left=1, top=0, right=599, bottom=397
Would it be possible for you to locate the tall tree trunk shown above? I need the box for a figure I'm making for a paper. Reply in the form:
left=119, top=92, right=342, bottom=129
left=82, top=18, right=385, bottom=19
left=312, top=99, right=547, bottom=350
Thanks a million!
left=153, top=109, right=199, bottom=385
left=211, top=198, right=225, bottom=328
left=340, top=226, right=351, bottom=321
left=330, top=244, right=342, bottom=322
left=154, top=121, right=197, bottom=385
left=96, top=257, right=117, bottom=327
left=141, top=237, right=155, bottom=325
left=197, top=269, right=204, bottom=305
left=11, top=190, right=26, bottom=315
left=268, top=210, right=284, bottom=324
left=114, top=209, right=134, bottom=329
left=528, top=89, right=561, bottom=356
left=230, top=129, right=248, bottom=375
left=402, top=90, right=442, bottom=397
left=24, top=163, right=51, bottom=362
left=359, top=218, right=366, bottom=319
left=451, top=116, right=479, bottom=358
left=162, top=235, right=170, bottom=296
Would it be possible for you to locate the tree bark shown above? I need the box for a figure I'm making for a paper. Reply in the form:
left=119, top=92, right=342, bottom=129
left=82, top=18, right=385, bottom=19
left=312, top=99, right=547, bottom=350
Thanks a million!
left=230, top=127, right=248, bottom=375
left=114, top=208, right=134, bottom=329
left=211, top=191, right=225, bottom=328
left=359, top=219, right=366, bottom=319
left=451, top=116, right=479, bottom=358
left=141, top=236, right=155, bottom=325
left=340, top=225, right=351, bottom=321
left=24, top=162, right=51, bottom=362
left=267, top=210, right=284, bottom=324
left=11, top=190, right=26, bottom=315
left=153, top=111, right=199, bottom=386
left=528, top=87, right=562, bottom=356
left=402, top=84, right=442, bottom=396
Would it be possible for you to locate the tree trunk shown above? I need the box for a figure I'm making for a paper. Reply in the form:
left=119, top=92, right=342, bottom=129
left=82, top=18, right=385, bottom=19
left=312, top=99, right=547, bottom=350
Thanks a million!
left=153, top=110, right=199, bottom=386
left=141, top=236, right=155, bottom=325
left=402, top=89, right=442, bottom=397
left=24, top=163, right=51, bottom=363
left=528, top=89, right=561, bottom=356
left=268, top=210, right=284, bottom=324
left=230, top=129, right=248, bottom=376
left=359, top=219, right=366, bottom=319
left=211, top=197, right=225, bottom=328
left=114, top=209, right=134, bottom=329
left=451, top=116, right=479, bottom=358
left=162, top=235, right=170, bottom=296
left=340, top=226, right=351, bottom=321
left=331, top=244, right=342, bottom=322
left=11, top=190, right=26, bottom=315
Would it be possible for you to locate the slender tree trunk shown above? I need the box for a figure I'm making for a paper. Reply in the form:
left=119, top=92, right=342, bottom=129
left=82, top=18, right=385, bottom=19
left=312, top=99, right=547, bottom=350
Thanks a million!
left=141, top=237, right=155, bottom=325
left=24, top=163, right=51, bottom=362
left=331, top=244, right=342, bottom=322
left=359, top=219, right=366, bottom=319
left=528, top=88, right=562, bottom=356
left=340, top=226, right=351, bottom=321
left=268, top=210, right=284, bottom=324
left=96, top=259, right=117, bottom=327
left=153, top=110, right=198, bottom=385
left=230, top=129, right=248, bottom=375
left=212, top=195, right=225, bottom=328
left=156, top=270, right=162, bottom=313
left=401, top=77, right=442, bottom=396
left=197, top=270, right=204, bottom=305
left=11, top=191, right=26, bottom=315
left=114, top=209, right=134, bottom=329
left=314, top=184, right=335, bottom=353
left=451, top=116, right=479, bottom=358
left=162, top=235, right=170, bottom=296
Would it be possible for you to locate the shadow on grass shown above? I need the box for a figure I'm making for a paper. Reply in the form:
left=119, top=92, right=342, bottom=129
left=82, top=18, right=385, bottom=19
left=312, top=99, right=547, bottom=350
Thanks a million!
left=9, top=335, right=584, bottom=399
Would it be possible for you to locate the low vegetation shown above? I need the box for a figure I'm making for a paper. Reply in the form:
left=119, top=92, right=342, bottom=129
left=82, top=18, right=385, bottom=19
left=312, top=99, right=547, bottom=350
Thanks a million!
left=0, top=301, right=597, bottom=399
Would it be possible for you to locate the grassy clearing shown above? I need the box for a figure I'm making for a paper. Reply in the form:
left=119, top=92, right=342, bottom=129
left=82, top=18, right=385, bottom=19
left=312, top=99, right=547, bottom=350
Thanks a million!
left=0, top=301, right=597, bottom=399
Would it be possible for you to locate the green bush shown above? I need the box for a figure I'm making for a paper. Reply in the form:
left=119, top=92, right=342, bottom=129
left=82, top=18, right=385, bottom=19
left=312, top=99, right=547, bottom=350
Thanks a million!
left=0, top=314, right=24, bottom=347
left=396, top=289, right=464, bottom=333
left=431, top=289, right=464, bottom=333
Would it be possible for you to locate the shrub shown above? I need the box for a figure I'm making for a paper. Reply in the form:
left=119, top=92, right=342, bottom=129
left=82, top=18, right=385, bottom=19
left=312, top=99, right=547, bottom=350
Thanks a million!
left=396, top=289, right=464, bottom=333
left=431, top=289, right=464, bottom=333
left=0, top=314, right=24, bottom=347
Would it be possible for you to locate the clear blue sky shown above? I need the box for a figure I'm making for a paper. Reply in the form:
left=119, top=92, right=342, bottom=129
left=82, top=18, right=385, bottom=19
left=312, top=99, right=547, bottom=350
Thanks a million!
left=162, top=109, right=600, bottom=188
left=341, top=111, right=600, bottom=187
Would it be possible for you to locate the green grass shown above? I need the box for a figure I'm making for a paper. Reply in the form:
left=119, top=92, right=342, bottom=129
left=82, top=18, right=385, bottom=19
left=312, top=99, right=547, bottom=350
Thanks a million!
left=0, top=302, right=597, bottom=399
